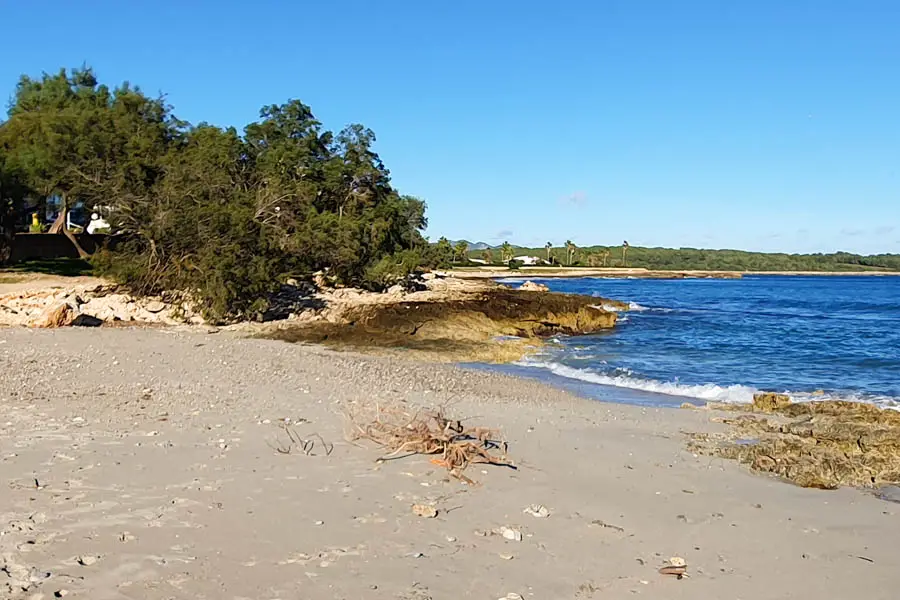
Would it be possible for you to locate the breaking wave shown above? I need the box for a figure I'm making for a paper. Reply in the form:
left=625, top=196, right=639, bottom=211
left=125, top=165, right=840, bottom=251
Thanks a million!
left=517, top=360, right=900, bottom=409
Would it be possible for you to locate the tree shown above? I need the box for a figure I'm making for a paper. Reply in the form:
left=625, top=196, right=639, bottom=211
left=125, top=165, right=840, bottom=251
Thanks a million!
left=545, top=241, right=552, bottom=262
left=453, top=240, right=469, bottom=263
left=0, top=158, right=26, bottom=263
left=432, top=237, right=454, bottom=268
left=0, top=66, right=432, bottom=319
left=565, top=240, right=576, bottom=266
left=500, top=241, right=513, bottom=262
left=483, top=248, right=494, bottom=264
left=622, top=240, right=630, bottom=267
left=1, top=67, right=178, bottom=258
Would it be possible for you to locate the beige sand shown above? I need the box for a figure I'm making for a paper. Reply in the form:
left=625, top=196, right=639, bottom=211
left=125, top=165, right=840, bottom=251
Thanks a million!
left=1, top=327, right=897, bottom=599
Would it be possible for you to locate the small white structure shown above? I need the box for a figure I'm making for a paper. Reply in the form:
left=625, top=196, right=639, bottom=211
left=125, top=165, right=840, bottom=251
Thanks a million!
left=468, top=258, right=487, bottom=264
left=87, top=213, right=111, bottom=234
left=513, top=255, right=542, bottom=266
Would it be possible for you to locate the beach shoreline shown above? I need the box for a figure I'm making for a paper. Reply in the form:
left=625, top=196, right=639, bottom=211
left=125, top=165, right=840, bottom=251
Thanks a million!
left=1, top=326, right=898, bottom=599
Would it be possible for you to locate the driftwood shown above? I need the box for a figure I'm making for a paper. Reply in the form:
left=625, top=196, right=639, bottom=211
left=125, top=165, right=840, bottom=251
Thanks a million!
left=345, top=402, right=514, bottom=483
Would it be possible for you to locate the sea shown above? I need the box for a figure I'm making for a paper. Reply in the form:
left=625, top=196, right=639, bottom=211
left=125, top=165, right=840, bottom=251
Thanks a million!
left=474, top=275, right=900, bottom=410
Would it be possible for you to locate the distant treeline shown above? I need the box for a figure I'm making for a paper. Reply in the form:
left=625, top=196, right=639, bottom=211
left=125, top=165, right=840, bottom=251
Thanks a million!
left=468, top=244, right=900, bottom=272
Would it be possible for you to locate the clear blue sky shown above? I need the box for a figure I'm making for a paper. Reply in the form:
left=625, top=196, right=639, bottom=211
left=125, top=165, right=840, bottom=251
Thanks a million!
left=2, top=0, right=898, bottom=253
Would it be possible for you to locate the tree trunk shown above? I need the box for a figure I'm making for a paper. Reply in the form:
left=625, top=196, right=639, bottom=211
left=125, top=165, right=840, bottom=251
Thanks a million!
left=47, top=210, right=65, bottom=234
left=48, top=196, right=90, bottom=259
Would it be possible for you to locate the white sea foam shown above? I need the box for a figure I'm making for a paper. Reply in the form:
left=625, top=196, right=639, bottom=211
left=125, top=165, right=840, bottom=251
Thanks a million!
left=520, top=361, right=758, bottom=403
left=517, top=360, right=900, bottom=410
left=590, top=301, right=650, bottom=312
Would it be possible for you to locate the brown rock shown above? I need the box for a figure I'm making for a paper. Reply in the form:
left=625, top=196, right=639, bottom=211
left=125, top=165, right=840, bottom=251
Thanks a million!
left=144, top=300, right=167, bottom=313
left=689, top=400, right=900, bottom=489
left=519, top=281, right=549, bottom=292
left=32, top=302, right=75, bottom=328
left=412, top=504, right=438, bottom=518
left=752, top=392, right=792, bottom=412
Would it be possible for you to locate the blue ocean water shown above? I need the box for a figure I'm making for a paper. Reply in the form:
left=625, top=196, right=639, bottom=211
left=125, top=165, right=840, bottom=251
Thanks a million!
left=490, top=276, right=900, bottom=409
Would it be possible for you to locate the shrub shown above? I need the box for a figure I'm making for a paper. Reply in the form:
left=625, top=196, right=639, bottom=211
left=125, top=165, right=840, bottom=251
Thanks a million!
left=362, top=249, right=423, bottom=291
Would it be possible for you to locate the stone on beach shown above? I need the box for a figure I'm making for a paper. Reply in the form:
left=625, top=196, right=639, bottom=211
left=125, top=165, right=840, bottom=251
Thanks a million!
left=751, top=392, right=793, bottom=412
left=519, top=280, right=549, bottom=292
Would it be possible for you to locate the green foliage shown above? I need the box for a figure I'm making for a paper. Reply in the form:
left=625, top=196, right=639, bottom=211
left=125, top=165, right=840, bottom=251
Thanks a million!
left=0, top=149, right=27, bottom=262
left=431, top=237, right=454, bottom=269
left=362, top=249, right=424, bottom=290
left=1, top=67, right=431, bottom=319
left=453, top=240, right=469, bottom=263
left=469, top=244, right=900, bottom=272
left=507, top=259, right=523, bottom=270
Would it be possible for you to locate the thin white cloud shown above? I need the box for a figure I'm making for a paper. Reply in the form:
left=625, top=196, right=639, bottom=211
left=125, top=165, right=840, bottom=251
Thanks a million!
left=840, top=228, right=865, bottom=237
left=559, top=191, right=588, bottom=208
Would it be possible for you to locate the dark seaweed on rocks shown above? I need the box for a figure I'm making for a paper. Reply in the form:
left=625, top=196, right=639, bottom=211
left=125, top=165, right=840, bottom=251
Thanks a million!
left=689, top=394, right=900, bottom=489
left=264, top=289, right=624, bottom=362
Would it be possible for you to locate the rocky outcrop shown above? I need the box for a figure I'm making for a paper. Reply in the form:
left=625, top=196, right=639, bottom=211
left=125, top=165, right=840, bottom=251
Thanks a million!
left=689, top=397, right=900, bottom=490
left=0, top=284, right=201, bottom=327
left=262, top=288, right=625, bottom=362
left=751, top=392, right=792, bottom=412
left=519, top=281, right=549, bottom=292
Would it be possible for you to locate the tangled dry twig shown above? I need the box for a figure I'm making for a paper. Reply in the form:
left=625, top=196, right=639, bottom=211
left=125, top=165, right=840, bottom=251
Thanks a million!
left=268, top=422, right=334, bottom=456
left=345, top=402, right=514, bottom=483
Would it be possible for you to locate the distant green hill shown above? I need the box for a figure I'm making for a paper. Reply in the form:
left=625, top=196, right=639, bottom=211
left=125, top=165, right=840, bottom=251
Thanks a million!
left=465, top=244, right=900, bottom=272
left=449, top=240, right=495, bottom=251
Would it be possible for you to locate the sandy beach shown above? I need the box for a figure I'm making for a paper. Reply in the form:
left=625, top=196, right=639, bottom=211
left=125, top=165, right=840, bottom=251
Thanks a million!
left=1, top=327, right=898, bottom=599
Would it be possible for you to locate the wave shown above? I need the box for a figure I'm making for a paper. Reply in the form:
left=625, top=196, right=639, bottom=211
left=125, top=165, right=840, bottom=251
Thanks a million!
left=517, top=360, right=900, bottom=409
left=520, top=361, right=758, bottom=403
left=591, top=299, right=653, bottom=312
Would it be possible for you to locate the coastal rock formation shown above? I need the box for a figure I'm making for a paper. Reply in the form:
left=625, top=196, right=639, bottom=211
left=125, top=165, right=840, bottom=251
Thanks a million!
left=3, top=274, right=629, bottom=363
left=0, top=284, right=201, bottom=327
left=689, top=398, right=900, bottom=489
left=519, top=280, right=550, bottom=292
left=751, top=392, right=793, bottom=412
left=263, top=288, right=625, bottom=362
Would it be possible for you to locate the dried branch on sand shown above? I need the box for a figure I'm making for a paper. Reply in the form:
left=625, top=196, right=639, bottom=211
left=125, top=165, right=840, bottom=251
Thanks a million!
left=345, top=402, right=514, bottom=483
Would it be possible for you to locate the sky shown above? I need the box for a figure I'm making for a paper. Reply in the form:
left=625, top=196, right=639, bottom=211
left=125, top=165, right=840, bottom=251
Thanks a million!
left=2, top=0, right=898, bottom=254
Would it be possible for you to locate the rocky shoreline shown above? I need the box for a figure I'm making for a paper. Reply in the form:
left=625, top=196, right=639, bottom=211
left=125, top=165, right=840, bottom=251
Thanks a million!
left=0, top=274, right=627, bottom=362
left=5, top=272, right=899, bottom=494
left=688, top=393, right=900, bottom=491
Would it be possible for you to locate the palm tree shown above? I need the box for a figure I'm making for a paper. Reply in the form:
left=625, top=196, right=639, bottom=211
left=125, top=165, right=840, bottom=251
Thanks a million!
left=483, top=248, right=494, bottom=264
left=565, top=240, right=576, bottom=266
left=545, top=241, right=552, bottom=262
left=453, top=240, right=469, bottom=263
left=601, top=249, right=610, bottom=267
left=622, top=240, right=630, bottom=267
left=500, top=241, right=513, bottom=262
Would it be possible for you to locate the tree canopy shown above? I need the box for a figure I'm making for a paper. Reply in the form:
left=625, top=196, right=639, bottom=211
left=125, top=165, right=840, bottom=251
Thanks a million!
left=0, top=67, right=433, bottom=320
